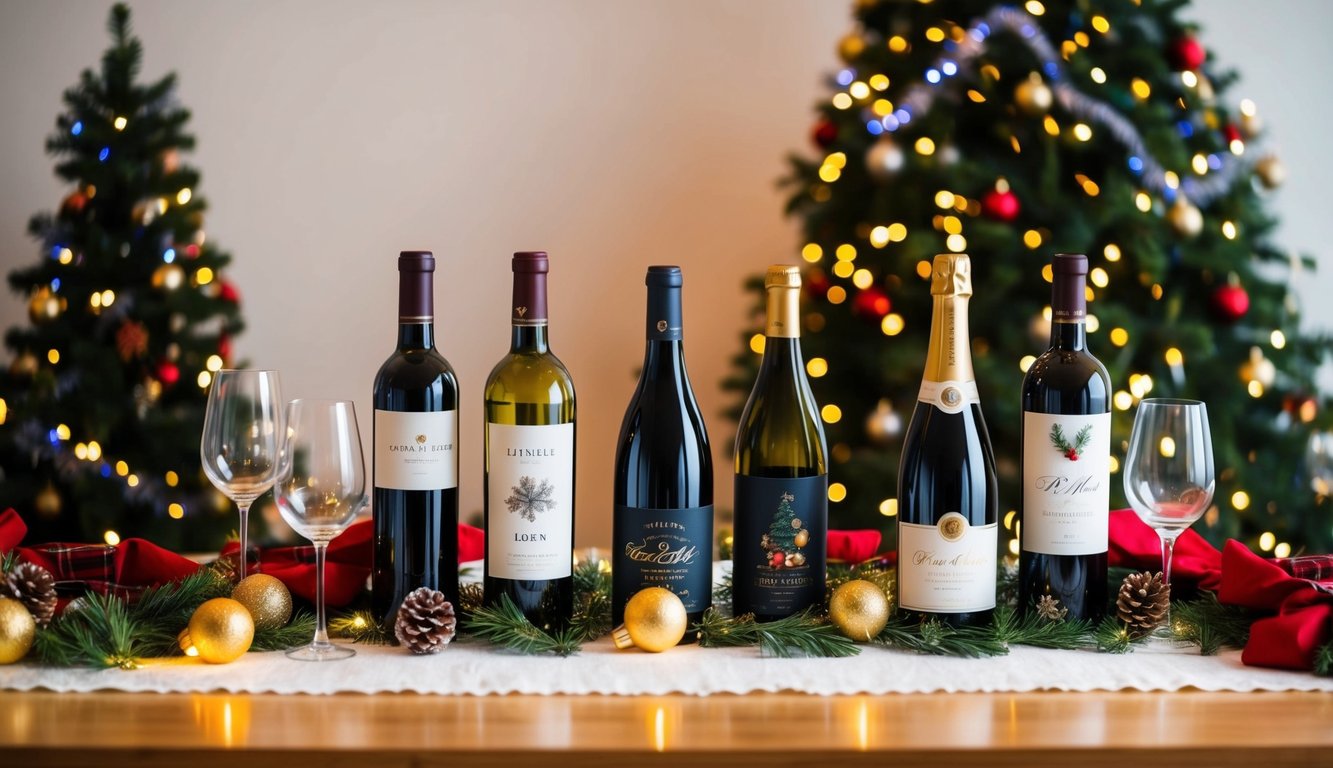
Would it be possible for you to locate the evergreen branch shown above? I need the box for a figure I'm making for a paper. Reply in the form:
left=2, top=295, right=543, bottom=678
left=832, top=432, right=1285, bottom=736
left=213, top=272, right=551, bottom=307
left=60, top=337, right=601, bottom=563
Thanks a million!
left=993, top=605, right=1092, bottom=650
left=0, top=551, right=18, bottom=574
left=695, top=607, right=860, bottom=658
left=1315, top=642, right=1332, bottom=677
left=1093, top=615, right=1137, bottom=654
left=465, top=594, right=583, bottom=656
left=1170, top=592, right=1251, bottom=655
left=1073, top=424, right=1093, bottom=452
left=251, top=610, right=316, bottom=651
left=329, top=610, right=390, bottom=645
left=875, top=615, right=1007, bottom=658
left=711, top=573, right=733, bottom=609
left=34, top=592, right=141, bottom=669
left=570, top=585, right=612, bottom=643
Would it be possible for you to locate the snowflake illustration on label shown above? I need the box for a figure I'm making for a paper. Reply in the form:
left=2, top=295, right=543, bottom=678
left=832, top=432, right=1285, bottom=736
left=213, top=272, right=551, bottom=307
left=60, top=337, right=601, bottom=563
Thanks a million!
left=505, top=475, right=555, bottom=522
left=760, top=492, right=809, bottom=569
left=1049, top=423, right=1092, bottom=461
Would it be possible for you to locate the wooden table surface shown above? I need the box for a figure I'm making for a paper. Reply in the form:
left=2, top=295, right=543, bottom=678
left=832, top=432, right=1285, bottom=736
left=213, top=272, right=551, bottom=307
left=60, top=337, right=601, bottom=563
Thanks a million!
left=4, top=690, right=1332, bottom=767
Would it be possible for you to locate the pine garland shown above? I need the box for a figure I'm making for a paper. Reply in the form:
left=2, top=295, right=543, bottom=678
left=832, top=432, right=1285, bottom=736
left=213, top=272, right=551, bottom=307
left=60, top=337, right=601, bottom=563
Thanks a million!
left=329, top=610, right=390, bottom=645
left=1315, top=642, right=1333, bottom=677
left=251, top=610, right=316, bottom=651
left=1170, top=592, right=1252, bottom=655
left=465, top=594, right=584, bottom=656
left=696, top=607, right=860, bottom=658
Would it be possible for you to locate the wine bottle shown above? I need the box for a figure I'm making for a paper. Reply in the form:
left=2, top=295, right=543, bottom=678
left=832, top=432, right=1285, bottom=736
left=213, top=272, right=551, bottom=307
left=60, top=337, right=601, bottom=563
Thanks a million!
left=372, top=250, right=460, bottom=631
left=483, top=251, right=576, bottom=631
left=733, top=265, right=828, bottom=622
left=1019, top=253, right=1112, bottom=622
left=612, top=266, right=713, bottom=630
left=897, top=253, right=998, bottom=628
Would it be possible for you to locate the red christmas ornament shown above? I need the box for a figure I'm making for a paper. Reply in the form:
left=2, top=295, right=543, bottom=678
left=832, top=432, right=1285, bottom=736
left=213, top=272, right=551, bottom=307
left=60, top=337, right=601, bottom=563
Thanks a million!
left=218, top=280, right=240, bottom=303
left=218, top=334, right=233, bottom=363
left=811, top=119, right=838, bottom=149
left=982, top=187, right=1020, bottom=222
left=60, top=191, right=88, bottom=217
left=852, top=286, right=891, bottom=320
left=1222, top=124, right=1242, bottom=145
left=1211, top=283, right=1249, bottom=322
left=1168, top=35, right=1206, bottom=71
left=156, top=360, right=181, bottom=387
left=771, top=551, right=786, bottom=569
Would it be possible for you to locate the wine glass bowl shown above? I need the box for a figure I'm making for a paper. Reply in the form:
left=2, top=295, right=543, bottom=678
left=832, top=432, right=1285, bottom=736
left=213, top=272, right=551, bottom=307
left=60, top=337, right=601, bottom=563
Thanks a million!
left=201, top=369, right=283, bottom=580
left=274, top=399, right=366, bottom=661
left=1122, top=398, right=1214, bottom=632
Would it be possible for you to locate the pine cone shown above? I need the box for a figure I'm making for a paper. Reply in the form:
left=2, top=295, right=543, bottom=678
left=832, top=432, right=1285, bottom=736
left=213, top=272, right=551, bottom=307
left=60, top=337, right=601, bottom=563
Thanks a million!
left=6, top=561, right=57, bottom=628
left=1116, top=570, right=1170, bottom=639
left=394, top=587, right=456, bottom=655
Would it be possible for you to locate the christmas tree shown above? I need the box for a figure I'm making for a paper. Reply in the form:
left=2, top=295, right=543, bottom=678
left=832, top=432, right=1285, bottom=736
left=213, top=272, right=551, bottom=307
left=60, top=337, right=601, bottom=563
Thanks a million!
left=0, top=5, right=244, bottom=549
left=761, top=491, right=812, bottom=568
left=728, top=0, right=1332, bottom=556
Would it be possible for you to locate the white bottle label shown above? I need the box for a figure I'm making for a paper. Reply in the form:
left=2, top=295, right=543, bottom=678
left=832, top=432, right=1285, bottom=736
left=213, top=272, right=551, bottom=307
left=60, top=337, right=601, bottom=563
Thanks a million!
left=898, top=514, right=996, bottom=613
left=487, top=422, right=574, bottom=580
left=374, top=409, right=457, bottom=491
left=917, top=380, right=980, bottom=415
left=1022, top=411, right=1111, bottom=555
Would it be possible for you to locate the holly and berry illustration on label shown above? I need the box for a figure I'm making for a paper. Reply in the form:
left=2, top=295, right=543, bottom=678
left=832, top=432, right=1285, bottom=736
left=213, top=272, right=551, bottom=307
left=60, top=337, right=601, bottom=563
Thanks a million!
left=1049, top=423, right=1092, bottom=461
left=506, top=475, right=556, bottom=522
left=758, top=492, right=810, bottom=569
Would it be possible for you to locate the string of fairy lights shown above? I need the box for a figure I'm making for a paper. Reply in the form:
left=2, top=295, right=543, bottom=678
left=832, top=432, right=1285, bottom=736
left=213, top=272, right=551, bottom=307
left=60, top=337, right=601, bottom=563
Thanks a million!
left=3, top=111, right=235, bottom=545
left=776, top=2, right=1304, bottom=558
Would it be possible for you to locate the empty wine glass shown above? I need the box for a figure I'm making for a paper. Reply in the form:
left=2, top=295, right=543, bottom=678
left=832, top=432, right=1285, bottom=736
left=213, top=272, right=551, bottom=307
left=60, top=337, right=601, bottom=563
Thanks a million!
left=201, top=369, right=283, bottom=580
left=274, top=399, right=367, bottom=661
left=1305, top=431, right=1333, bottom=496
left=1123, top=398, right=1215, bottom=633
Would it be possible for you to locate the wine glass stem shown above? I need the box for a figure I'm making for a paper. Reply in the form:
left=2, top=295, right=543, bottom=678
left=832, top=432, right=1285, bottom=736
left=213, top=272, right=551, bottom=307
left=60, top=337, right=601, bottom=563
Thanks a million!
left=313, top=541, right=332, bottom=649
left=236, top=501, right=252, bottom=580
left=1158, top=531, right=1178, bottom=631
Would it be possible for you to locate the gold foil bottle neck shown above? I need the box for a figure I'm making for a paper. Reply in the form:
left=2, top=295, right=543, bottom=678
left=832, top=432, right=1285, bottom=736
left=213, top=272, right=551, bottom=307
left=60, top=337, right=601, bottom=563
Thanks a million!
left=764, top=264, right=802, bottom=339
left=930, top=254, right=973, bottom=298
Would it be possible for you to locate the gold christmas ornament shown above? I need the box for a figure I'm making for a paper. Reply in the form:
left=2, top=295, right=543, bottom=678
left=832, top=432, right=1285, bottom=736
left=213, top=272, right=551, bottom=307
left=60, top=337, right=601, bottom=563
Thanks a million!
left=612, top=587, right=687, bottom=653
left=152, top=263, right=185, bottom=291
left=794, top=529, right=810, bottom=548
left=182, top=597, right=254, bottom=663
left=1167, top=197, right=1203, bottom=238
left=28, top=287, right=62, bottom=324
left=1014, top=72, right=1053, bottom=116
left=865, top=399, right=903, bottom=444
left=865, top=137, right=905, bottom=180
left=34, top=484, right=61, bottom=518
left=1240, top=109, right=1263, bottom=139
left=1255, top=155, right=1285, bottom=189
left=838, top=32, right=866, bottom=63
left=0, top=597, right=36, bottom=664
left=828, top=579, right=889, bottom=642
left=9, top=352, right=39, bottom=378
left=231, top=574, right=292, bottom=631
left=1240, top=346, right=1276, bottom=387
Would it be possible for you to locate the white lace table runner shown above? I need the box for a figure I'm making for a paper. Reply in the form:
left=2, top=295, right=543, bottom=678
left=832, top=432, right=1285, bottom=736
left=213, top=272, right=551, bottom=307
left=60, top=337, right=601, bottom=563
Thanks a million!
left=3, top=636, right=1330, bottom=696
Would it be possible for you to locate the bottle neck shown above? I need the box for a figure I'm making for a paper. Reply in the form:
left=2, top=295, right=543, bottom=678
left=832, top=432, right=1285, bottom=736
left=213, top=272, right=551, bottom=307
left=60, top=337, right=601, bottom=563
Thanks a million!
left=1050, top=269, right=1088, bottom=351
left=764, top=285, right=800, bottom=339
left=1049, top=319, right=1087, bottom=350
left=511, top=268, right=549, bottom=352
left=923, top=294, right=975, bottom=384
left=397, top=268, right=435, bottom=351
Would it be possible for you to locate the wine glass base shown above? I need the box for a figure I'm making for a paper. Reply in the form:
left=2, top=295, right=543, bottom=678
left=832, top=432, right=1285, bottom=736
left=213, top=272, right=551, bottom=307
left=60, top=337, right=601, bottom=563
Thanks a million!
left=286, top=644, right=355, bottom=662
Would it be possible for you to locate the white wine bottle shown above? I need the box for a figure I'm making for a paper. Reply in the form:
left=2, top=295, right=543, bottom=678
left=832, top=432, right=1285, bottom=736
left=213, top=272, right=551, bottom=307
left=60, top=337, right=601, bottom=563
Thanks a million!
left=733, top=265, right=828, bottom=622
left=483, top=251, right=576, bottom=632
left=897, top=254, right=998, bottom=628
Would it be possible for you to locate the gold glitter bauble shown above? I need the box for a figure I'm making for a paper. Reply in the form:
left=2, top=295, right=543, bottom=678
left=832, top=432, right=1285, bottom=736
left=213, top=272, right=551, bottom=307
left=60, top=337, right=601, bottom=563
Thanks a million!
left=231, top=574, right=292, bottom=631
left=152, top=263, right=185, bottom=291
left=1014, top=72, right=1053, bottom=116
left=612, top=587, right=687, bottom=653
left=1168, top=197, right=1203, bottom=238
left=183, top=598, right=254, bottom=663
left=27, top=287, right=62, bottom=324
left=829, top=579, right=889, bottom=642
left=0, top=597, right=36, bottom=664
left=1255, top=155, right=1285, bottom=190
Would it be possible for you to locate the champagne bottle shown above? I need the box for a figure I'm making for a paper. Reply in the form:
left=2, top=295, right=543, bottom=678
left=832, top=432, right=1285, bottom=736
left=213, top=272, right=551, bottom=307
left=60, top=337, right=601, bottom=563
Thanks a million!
left=483, top=251, right=576, bottom=631
left=733, top=265, right=828, bottom=622
left=897, top=254, right=998, bottom=628
left=612, top=266, right=713, bottom=629
left=372, top=250, right=460, bottom=630
left=1019, top=253, right=1112, bottom=621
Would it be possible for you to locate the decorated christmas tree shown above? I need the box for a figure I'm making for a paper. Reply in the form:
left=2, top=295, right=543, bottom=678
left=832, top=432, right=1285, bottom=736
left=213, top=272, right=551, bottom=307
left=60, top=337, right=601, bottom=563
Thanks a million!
left=0, top=5, right=244, bottom=549
left=761, top=491, right=812, bottom=568
left=728, top=0, right=1332, bottom=556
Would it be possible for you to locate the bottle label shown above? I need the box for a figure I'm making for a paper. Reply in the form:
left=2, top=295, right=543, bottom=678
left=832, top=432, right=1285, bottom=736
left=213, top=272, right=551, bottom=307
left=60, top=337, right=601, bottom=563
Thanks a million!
left=487, top=422, right=574, bottom=580
left=917, top=380, right=980, bottom=415
left=613, top=504, right=713, bottom=613
left=1021, top=411, right=1111, bottom=555
left=374, top=410, right=458, bottom=491
left=898, top=514, right=997, bottom=613
left=733, top=475, right=827, bottom=617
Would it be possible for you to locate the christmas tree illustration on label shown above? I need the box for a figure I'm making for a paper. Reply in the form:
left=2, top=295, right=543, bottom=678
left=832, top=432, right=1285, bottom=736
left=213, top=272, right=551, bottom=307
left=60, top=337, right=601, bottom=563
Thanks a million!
left=506, top=475, right=555, bottom=522
left=759, top=492, right=809, bottom=569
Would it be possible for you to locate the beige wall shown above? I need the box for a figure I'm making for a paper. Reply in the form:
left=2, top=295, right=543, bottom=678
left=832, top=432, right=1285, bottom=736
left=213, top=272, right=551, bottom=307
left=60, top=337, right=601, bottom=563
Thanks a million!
left=1, top=0, right=1329, bottom=546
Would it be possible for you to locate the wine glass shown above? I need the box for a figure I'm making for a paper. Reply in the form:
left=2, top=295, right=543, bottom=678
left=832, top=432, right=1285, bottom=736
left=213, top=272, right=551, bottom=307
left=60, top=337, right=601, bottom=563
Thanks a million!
left=1123, top=398, right=1215, bottom=633
left=1305, top=431, right=1333, bottom=496
left=201, top=369, right=283, bottom=580
left=274, top=399, right=367, bottom=661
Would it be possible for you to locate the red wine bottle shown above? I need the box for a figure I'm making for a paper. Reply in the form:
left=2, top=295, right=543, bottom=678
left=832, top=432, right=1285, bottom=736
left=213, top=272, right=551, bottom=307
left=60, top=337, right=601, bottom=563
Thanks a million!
left=1019, top=253, right=1112, bottom=621
left=483, top=252, right=576, bottom=631
left=897, top=254, right=998, bottom=628
left=612, top=266, right=713, bottom=630
left=372, top=251, right=460, bottom=631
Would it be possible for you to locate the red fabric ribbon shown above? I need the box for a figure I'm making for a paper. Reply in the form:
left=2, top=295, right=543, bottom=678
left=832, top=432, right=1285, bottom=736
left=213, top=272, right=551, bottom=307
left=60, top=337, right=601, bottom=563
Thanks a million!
left=828, top=529, right=886, bottom=564
left=1217, top=540, right=1333, bottom=671
left=1107, top=508, right=1223, bottom=591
